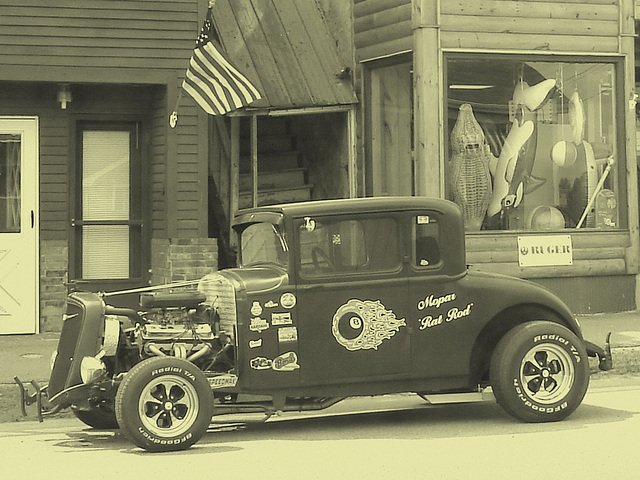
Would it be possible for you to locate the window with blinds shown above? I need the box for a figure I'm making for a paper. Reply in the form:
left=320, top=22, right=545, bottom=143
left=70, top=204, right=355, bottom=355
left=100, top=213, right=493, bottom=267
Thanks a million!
left=80, top=129, right=131, bottom=279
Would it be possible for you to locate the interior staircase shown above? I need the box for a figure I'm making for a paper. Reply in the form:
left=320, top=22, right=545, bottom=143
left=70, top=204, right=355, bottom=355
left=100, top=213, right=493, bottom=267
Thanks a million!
left=238, top=116, right=312, bottom=208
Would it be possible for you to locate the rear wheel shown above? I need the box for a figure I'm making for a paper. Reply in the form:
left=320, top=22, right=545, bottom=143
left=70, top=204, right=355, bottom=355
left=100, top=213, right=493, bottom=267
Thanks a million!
left=115, top=356, right=213, bottom=451
left=490, top=321, right=589, bottom=423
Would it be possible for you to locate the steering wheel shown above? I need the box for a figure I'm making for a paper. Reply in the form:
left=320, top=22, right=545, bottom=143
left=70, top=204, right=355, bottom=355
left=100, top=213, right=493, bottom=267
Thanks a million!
left=311, top=247, right=335, bottom=271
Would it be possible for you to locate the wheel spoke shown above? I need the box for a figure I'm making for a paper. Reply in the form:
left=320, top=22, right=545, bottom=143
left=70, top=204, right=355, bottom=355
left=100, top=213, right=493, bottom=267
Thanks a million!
left=173, top=403, right=189, bottom=420
left=156, top=411, right=173, bottom=429
left=169, top=385, right=186, bottom=402
left=144, top=401, right=162, bottom=419
left=527, top=376, right=542, bottom=394
left=150, top=384, right=167, bottom=402
left=548, top=359, right=562, bottom=374
left=523, top=360, right=541, bottom=376
left=543, top=377, right=557, bottom=392
left=534, top=351, right=548, bottom=368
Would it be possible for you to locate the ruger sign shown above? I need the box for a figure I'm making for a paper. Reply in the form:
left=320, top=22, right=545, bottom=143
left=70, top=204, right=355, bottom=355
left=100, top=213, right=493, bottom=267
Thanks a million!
left=518, top=235, right=573, bottom=267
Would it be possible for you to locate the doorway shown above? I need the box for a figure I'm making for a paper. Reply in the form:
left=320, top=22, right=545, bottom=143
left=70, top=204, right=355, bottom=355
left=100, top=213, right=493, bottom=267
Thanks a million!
left=0, top=117, right=39, bottom=334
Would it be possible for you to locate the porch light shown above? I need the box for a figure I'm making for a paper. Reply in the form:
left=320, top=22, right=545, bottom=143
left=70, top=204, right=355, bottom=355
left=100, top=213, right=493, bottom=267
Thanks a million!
left=57, top=84, right=72, bottom=109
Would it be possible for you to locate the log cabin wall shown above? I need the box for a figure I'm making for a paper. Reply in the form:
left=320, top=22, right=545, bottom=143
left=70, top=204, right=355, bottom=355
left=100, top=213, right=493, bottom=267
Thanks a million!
left=355, top=0, right=640, bottom=313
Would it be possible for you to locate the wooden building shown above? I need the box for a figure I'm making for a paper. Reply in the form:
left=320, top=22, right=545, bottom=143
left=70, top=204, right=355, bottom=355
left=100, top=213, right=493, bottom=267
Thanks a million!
left=2, top=0, right=640, bottom=335
left=0, top=0, right=356, bottom=333
left=354, top=0, right=640, bottom=313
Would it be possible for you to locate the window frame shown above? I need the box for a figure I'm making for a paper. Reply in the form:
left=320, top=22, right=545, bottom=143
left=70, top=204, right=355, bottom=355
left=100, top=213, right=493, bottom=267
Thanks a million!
left=294, top=213, right=404, bottom=282
left=363, top=52, right=414, bottom=197
left=443, top=52, right=628, bottom=233
left=69, top=120, right=149, bottom=284
left=412, top=213, right=443, bottom=271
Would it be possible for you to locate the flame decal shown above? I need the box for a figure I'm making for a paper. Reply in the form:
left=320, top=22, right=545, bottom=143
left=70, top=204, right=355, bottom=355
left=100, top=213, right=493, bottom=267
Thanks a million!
left=332, top=299, right=406, bottom=351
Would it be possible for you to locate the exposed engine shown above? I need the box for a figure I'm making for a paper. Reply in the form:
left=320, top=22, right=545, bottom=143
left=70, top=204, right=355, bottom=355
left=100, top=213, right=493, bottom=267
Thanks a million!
left=126, top=290, right=235, bottom=374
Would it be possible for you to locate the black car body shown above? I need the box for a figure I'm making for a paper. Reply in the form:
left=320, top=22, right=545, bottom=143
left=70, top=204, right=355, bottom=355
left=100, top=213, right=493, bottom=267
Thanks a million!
left=26, top=197, right=600, bottom=451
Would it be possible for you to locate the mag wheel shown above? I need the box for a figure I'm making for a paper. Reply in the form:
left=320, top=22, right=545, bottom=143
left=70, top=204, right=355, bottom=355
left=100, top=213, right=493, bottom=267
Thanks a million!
left=115, top=357, right=213, bottom=452
left=490, top=321, right=589, bottom=423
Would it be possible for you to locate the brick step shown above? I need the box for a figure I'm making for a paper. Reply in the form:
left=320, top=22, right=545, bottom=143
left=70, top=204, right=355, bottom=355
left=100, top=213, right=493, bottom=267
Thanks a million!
left=239, top=151, right=300, bottom=173
left=239, top=185, right=313, bottom=209
left=239, top=168, right=306, bottom=191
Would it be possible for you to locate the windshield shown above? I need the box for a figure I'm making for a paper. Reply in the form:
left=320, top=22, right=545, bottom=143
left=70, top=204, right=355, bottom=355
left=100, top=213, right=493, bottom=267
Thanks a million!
left=240, top=222, right=288, bottom=268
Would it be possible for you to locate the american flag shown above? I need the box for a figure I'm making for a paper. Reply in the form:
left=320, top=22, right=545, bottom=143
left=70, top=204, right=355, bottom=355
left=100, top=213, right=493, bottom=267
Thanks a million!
left=182, top=7, right=261, bottom=116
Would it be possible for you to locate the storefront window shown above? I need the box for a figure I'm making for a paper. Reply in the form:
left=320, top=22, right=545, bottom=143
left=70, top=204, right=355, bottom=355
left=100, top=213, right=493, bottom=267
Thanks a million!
left=368, top=60, right=413, bottom=196
left=445, top=55, right=621, bottom=232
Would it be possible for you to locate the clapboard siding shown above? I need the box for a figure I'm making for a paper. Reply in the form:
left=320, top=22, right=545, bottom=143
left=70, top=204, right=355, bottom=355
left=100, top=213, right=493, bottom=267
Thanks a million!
left=354, top=0, right=624, bottom=62
left=354, top=0, right=411, bottom=61
left=1, top=0, right=208, bottom=240
left=441, top=1, right=618, bottom=20
left=440, top=15, right=618, bottom=37
left=466, top=232, right=632, bottom=279
left=440, top=32, right=619, bottom=52
left=440, top=0, right=620, bottom=52
left=172, top=101, right=202, bottom=238
left=0, top=0, right=197, bottom=75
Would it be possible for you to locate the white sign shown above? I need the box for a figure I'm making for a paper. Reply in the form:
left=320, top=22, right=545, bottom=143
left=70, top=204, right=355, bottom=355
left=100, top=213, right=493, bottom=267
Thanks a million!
left=518, top=235, right=573, bottom=267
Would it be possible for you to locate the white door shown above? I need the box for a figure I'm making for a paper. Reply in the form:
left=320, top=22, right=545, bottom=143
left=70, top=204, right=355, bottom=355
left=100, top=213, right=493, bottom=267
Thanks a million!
left=0, top=117, right=39, bottom=334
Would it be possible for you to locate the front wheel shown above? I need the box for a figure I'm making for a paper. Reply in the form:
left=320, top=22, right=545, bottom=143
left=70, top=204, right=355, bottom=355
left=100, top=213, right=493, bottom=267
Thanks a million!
left=490, top=321, right=589, bottom=423
left=72, top=405, right=119, bottom=429
left=115, top=357, right=213, bottom=451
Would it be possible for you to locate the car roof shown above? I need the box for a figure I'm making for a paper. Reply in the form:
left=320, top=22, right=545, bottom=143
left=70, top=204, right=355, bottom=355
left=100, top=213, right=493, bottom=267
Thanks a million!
left=233, top=197, right=461, bottom=221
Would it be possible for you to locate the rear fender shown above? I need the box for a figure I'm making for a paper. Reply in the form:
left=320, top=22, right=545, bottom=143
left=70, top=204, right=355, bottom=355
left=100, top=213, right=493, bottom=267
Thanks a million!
left=469, top=304, right=578, bottom=385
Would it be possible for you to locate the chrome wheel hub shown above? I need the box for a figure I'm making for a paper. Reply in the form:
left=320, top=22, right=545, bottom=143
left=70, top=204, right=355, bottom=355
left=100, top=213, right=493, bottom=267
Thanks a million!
left=138, top=375, right=199, bottom=437
left=519, top=343, right=575, bottom=405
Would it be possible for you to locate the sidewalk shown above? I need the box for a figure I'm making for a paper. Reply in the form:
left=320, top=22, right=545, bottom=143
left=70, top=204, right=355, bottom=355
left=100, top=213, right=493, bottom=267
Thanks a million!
left=577, top=310, right=640, bottom=348
left=1, top=312, right=639, bottom=385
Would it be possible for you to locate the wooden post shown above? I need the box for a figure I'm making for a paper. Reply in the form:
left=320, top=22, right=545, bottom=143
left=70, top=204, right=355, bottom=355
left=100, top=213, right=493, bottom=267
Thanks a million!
left=251, top=114, right=258, bottom=207
left=229, top=116, right=240, bottom=247
left=412, top=0, right=442, bottom=197
left=197, top=108, right=208, bottom=238
left=619, top=0, right=640, bottom=306
left=348, top=106, right=358, bottom=198
left=166, top=75, right=180, bottom=238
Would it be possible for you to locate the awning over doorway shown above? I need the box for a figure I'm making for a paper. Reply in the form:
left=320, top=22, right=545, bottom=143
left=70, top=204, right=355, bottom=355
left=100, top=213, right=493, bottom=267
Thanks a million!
left=213, top=0, right=358, bottom=109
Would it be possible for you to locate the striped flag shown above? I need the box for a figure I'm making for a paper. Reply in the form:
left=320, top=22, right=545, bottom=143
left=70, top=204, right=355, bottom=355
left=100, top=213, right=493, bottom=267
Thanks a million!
left=182, top=7, right=261, bottom=116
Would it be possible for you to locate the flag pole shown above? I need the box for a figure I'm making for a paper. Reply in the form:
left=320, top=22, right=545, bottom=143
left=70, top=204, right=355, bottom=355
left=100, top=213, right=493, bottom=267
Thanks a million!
left=169, top=0, right=217, bottom=128
left=169, top=89, right=183, bottom=129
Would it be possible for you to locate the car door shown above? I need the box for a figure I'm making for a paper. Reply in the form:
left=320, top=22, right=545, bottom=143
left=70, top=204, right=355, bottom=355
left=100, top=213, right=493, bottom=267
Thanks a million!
left=294, top=213, right=411, bottom=385
left=407, top=211, right=478, bottom=380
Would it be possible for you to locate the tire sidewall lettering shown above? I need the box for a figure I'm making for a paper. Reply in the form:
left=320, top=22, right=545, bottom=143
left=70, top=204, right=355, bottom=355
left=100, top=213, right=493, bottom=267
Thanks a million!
left=137, top=426, right=193, bottom=445
left=150, top=366, right=197, bottom=382
left=532, top=334, right=581, bottom=363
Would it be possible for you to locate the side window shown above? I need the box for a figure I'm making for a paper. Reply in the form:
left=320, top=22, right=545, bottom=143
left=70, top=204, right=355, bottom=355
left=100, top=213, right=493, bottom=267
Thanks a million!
left=414, top=215, right=441, bottom=267
left=298, top=216, right=400, bottom=278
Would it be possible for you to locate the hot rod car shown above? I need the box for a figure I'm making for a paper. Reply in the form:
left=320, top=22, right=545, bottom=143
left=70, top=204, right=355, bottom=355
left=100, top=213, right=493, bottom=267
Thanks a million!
left=16, top=197, right=611, bottom=451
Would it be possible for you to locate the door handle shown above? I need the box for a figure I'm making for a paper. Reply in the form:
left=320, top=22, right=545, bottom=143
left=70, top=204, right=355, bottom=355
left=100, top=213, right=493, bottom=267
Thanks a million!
left=31, top=210, right=34, bottom=229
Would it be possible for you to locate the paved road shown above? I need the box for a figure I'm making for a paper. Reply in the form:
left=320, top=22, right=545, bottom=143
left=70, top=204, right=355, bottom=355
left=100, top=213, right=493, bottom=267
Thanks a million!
left=3, top=382, right=639, bottom=480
